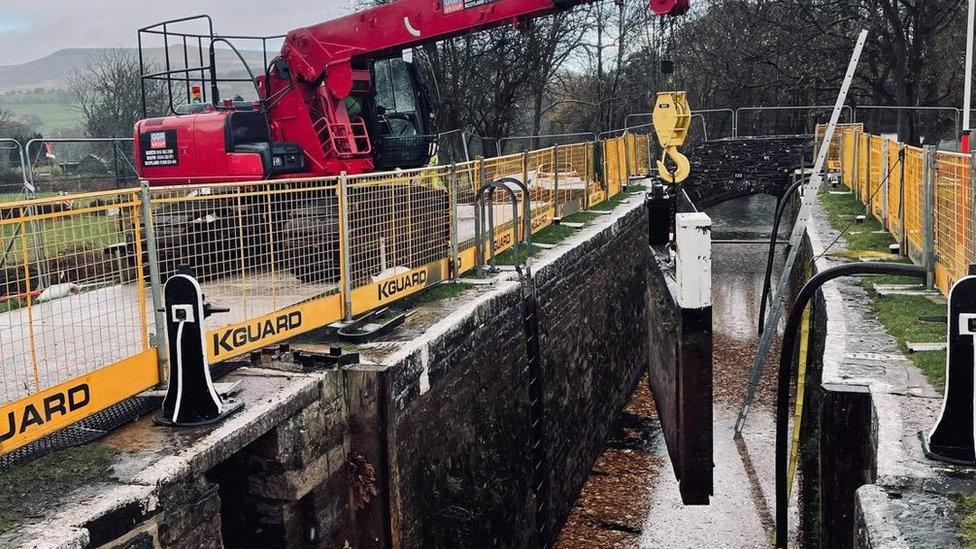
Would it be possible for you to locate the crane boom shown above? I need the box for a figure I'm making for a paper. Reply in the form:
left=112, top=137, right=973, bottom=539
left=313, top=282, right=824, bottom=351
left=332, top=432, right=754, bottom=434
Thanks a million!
left=284, top=0, right=580, bottom=96
left=135, top=0, right=689, bottom=184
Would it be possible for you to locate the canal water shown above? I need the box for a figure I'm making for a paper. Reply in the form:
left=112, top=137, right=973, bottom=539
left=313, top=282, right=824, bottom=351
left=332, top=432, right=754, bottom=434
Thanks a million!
left=555, top=193, right=798, bottom=548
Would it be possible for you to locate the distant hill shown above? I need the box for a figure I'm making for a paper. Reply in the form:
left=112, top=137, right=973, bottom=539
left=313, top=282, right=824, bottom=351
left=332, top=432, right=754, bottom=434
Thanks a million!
left=0, top=47, right=271, bottom=132
left=0, top=47, right=271, bottom=93
left=0, top=49, right=105, bottom=92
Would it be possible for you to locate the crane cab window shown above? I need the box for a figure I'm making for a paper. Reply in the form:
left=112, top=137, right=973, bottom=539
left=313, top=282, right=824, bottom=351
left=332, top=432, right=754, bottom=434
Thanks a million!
left=373, top=58, right=421, bottom=136
left=369, top=58, right=432, bottom=169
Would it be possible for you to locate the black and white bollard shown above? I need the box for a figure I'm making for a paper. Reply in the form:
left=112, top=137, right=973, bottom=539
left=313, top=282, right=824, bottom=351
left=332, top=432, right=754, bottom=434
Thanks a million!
left=157, top=269, right=243, bottom=427
left=923, top=270, right=976, bottom=465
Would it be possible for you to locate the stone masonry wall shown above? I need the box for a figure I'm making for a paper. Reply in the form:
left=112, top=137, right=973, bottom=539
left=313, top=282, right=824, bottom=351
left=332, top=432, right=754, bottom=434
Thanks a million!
left=383, top=200, right=651, bottom=548
left=681, top=136, right=809, bottom=207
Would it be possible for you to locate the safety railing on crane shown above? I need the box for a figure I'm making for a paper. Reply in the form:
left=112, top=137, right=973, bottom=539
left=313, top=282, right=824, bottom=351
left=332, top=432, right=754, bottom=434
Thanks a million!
left=0, top=133, right=645, bottom=456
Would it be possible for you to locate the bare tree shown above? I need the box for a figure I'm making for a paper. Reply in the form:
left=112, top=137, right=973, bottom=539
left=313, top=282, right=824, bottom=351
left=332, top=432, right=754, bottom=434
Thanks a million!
left=65, top=49, right=167, bottom=138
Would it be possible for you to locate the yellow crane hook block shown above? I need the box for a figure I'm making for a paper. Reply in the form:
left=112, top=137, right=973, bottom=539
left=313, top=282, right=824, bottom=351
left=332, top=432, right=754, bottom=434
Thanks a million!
left=652, top=91, right=692, bottom=185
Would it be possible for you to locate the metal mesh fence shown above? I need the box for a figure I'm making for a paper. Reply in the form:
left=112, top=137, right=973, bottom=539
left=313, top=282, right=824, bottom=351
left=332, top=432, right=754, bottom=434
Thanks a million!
left=0, top=189, right=153, bottom=406
left=836, top=126, right=976, bottom=297
left=853, top=107, right=959, bottom=148
left=0, top=132, right=643, bottom=455
left=933, top=151, right=971, bottom=293
left=903, top=146, right=925, bottom=260
left=26, top=139, right=138, bottom=195
left=146, top=178, right=343, bottom=341
left=868, top=135, right=884, bottom=219
left=736, top=106, right=851, bottom=137
left=345, top=168, right=452, bottom=290
left=886, top=138, right=903, bottom=239
left=0, top=140, right=27, bottom=198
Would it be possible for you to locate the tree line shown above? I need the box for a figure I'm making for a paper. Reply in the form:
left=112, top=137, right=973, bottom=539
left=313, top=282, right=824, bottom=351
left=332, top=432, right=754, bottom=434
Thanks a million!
left=1, top=0, right=967, bottom=151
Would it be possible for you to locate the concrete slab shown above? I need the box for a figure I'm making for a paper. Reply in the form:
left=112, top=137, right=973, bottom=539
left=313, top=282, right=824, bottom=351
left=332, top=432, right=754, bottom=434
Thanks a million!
left=907, top=342, right=947, bottom=353
left=875, top=288, right=941, bottom=297
left=0, top=365, right=323, bottom=546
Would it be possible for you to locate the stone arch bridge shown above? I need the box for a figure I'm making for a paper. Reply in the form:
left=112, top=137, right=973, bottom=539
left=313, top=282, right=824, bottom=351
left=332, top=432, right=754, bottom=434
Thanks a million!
left=673, top=136, right=811, bottom=209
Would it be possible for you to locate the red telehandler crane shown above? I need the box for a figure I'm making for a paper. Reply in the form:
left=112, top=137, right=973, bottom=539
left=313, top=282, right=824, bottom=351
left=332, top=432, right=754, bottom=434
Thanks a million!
left=135, top=0, right=688, bottom=185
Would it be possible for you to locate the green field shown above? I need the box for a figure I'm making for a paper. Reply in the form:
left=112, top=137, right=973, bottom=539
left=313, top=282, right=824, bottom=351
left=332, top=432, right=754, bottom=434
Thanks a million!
left=0, top=90, right=82, bottom=133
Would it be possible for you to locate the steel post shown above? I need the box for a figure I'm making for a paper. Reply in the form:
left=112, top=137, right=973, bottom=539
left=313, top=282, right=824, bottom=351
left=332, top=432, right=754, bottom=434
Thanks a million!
left=449, top=163, right=460, bottom=278
left=338, top=172, right=353, bottom=320
left=475, top=156, right=486, bottom=275
left=623, top=131, right=632, bottom=186
left=922, top=145, right=937, bottom=289
left=970, top=151, right=976, bottom=262
left=898, top=144, right=907, bottom=249
left=461, top=131, right=471, bottom=163
left=552, top=144, right=560, bottom=218
left=521, top=151, right=529, bottom=240
left=880, top=138, right=889, bottom=229
left=139, top=181, right=168, bottom=385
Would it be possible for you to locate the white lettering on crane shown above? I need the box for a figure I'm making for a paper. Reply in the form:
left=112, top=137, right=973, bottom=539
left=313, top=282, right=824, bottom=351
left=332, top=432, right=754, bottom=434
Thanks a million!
left=404, top=17, right=421, bottom=37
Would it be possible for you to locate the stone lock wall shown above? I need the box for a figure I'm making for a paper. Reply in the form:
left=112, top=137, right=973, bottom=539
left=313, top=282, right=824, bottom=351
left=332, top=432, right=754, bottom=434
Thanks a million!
left=383, top=201, right=652, bottom=548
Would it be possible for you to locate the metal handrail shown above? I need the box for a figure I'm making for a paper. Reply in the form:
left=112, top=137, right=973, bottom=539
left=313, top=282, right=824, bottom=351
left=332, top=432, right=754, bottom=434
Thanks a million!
left=854, top=105, right=961, bottom=141
left=734, top=105, right=853, bottom=137
left=497, top=132, right=597, bottom=155
left=474, top=176, right=533, bottom=277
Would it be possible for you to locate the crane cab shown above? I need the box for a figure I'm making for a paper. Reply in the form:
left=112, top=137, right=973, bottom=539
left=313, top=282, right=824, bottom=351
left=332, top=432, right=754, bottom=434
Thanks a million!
left=136, top=16, right=435, bottom=186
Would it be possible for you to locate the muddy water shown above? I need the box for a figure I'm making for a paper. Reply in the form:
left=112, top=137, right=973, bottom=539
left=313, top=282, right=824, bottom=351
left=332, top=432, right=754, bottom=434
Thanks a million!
left=556, top=194, right=798, bottom=548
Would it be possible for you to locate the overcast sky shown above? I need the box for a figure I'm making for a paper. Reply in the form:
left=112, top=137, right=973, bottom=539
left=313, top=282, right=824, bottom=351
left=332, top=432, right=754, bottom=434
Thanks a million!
left=0, top=0, right=353, bottom=66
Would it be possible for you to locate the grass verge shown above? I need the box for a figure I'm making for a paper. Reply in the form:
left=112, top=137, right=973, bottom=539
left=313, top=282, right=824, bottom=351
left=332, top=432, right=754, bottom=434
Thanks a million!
left=818, top=185, right=945, bottom=391
left=493, top=183, right=643, bottom=266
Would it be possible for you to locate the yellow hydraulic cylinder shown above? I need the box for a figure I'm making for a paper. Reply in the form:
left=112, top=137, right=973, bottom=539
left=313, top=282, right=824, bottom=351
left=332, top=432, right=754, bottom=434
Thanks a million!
left=652, top=91, right=692, bottom=184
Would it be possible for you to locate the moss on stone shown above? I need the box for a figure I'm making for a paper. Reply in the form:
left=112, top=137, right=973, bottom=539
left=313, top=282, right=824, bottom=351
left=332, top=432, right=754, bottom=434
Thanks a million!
left=951, top=493, right=976, bottom=548
left=400, top=282, right=474, bottom=307
left=0, top=443, right=118, bottom=535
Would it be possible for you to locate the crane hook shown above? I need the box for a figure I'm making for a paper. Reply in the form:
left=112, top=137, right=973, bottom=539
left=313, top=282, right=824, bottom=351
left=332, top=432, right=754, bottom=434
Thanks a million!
left=656, top=145, right=690, bottom=185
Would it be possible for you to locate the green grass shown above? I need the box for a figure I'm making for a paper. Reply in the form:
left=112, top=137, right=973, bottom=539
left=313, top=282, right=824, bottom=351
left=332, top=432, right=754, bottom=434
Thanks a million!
left=491, top=184, right=643, bottom=266
left=818, top=187, right=894, bottom=253
left=0, top=91, right=82, bottom=132
left=868, top=292, right=947, bottom=389
left=819, top=184, right=945, bottom=390
left=1, top=214, right=123, bottom=259
left=0, top=443, right=117, bottom=535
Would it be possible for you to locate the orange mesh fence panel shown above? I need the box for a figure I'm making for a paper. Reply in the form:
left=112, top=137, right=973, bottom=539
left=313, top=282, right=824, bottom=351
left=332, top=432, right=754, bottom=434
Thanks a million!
left=902, top=146, right=925, bottom=263
left=858, top=133, right=870, bottom=198
left=554, top=143, right=591, bottom=216
left=841, top=126, right=858, bottom=189
left=147, top=178, right=345, bottom=362
left=634, top=134, right=650, bottom=177
left=0, top=190, right=157, bottom=453
left=869, top=135, right=884, bottom=219
left=933, top=151, right=971, bottom=294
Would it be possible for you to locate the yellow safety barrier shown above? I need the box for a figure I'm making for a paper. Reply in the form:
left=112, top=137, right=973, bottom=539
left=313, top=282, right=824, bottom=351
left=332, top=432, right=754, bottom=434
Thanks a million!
left=0, top=189, right=158, bottom=453
left=0, top=137, right=645, bottom=455
left=933, top=151, right=971, bottom=294
left=903, top=145, right=925, bottom=259
left=885, top=138, right=903, bottom=237
left=834, top=127, right=976, bottom=297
